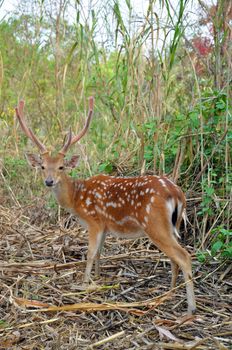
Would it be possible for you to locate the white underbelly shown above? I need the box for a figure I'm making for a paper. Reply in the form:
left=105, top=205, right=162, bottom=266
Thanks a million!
left=107, top=229, right=146, bottom=239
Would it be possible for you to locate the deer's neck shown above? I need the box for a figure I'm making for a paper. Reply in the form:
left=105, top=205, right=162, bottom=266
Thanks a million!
left=52, top=174, right=83, bottom=211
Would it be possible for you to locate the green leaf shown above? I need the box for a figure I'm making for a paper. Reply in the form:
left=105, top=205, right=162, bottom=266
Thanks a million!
left=99, top=162, right=113, bottom=174
left=211, top=240, right=224, bottom=255
left=0, top=320, right=9, bottom=329
left=220, top=228, right=232, bottom=237
left=205, top=187, right=214, bottom=196
left=222, top=246, right=232, bottom=258
left=215, top=100, right=226, bottom=110
left=196, top=251, right=207, bottom=263
left=144, top=145, right=153, bottom=161
left=189, top=111, right=200, bottom=128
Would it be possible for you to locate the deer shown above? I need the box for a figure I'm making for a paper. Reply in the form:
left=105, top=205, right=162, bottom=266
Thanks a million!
left=15, top=98, right=196, bottom=315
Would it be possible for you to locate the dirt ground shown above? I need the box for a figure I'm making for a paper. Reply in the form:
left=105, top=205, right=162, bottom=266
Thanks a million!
left=0, top=204, right=231, bottom=349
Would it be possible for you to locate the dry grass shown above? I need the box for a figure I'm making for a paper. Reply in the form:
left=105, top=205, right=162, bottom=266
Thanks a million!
left=0, top=203, right=231, bottom=349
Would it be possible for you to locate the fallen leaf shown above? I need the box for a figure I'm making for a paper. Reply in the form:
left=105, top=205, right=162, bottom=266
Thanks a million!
left=12, top=296, right=50, bottom=308
left=154, top=325, right=182, bottom=342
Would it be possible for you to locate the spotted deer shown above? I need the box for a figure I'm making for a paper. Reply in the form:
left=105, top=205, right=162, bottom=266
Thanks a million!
left=15, top=98, right=196, bottom=315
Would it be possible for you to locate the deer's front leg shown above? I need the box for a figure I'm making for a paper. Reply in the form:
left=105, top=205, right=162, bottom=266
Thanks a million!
left=94, top=231, right=106, bottom=278
left=84, top=228, right=105, bottom=284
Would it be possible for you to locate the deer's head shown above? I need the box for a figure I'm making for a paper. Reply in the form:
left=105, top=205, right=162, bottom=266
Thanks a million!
left=15, top=98, right=94, bottom=188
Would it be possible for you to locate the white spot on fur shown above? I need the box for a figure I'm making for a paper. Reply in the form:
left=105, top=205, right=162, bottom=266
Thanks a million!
left=119, top=198, right=125, bottom=204
left=86, top=197, right=92, bottom=206
left=159, top=179, right=166, bottom=187
left=146, top=204, right=151, bottom=214
left=106, top=201, right=117, bottom=208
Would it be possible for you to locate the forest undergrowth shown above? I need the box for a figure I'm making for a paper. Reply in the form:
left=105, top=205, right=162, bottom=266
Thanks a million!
left=0, top=0, right=231, bottom=349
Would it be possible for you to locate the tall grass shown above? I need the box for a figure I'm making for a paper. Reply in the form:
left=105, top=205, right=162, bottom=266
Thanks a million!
left=0, top=0, right=231, bottom=251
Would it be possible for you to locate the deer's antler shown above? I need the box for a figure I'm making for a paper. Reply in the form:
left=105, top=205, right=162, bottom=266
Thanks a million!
left=59, top=96, right=94, bottom=155
left=16, top=97, right=94, bottom=155
left=15, top=100, right=48, bottom=154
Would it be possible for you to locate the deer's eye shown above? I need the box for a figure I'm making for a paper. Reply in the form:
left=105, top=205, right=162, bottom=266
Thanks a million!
left=41, top=165, right=45, bottom=170
left=59, top=166, right=64, bottom=170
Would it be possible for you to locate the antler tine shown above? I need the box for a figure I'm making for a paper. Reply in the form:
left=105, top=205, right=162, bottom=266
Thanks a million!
left=58, top=128, right=72, bottom=155
left=70, top=96, right=94, bottom=145
left=15, top=100, right=48, bottom=154
left=57, top=96, right=94, bottom=155
left=27, top=127, right=48, bottom=154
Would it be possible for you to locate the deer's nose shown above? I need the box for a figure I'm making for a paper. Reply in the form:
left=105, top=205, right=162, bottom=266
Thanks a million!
left=45, top=178, right=54, bottom=187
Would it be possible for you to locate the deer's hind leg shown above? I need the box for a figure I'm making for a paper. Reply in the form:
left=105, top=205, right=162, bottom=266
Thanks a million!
left=146, top=223, right=196, bottom=315
left=171, top=260, right=179, bottom=288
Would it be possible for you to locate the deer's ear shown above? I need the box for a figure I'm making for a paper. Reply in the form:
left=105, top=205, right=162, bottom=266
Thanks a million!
left=25, top=153, right=42, bottom=168
left=64, top=155, right=80, bottom=169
